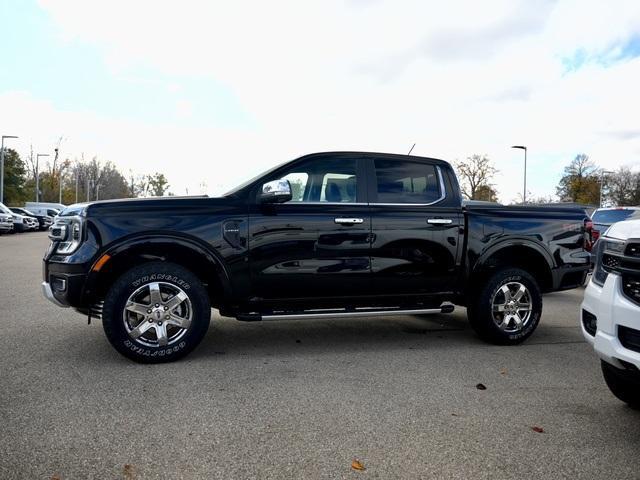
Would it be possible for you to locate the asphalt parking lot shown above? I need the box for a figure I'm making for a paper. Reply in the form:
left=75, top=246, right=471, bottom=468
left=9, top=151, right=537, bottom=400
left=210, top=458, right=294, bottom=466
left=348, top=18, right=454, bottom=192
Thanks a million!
left=1, top=232, right=638, bottom=479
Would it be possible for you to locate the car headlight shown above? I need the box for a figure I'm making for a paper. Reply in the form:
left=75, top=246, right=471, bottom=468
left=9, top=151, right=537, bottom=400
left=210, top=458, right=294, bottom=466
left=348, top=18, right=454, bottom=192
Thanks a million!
left=48, top=216, right=84, bottom=254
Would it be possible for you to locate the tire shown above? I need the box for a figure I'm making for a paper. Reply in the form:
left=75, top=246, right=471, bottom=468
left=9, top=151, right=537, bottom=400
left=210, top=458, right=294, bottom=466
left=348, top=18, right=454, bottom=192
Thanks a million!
left=601, top=360, right=640, bottom=409
left=102, top=262, right=211, bottom=363
left=467, top=267, right=542, bottom=345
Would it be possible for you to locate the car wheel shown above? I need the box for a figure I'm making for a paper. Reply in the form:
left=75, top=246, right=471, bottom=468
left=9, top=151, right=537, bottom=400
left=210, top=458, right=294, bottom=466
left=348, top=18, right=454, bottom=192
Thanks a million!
left=467, top=268, right=542, bottom=345
left=102, top=262, right=211, bottom=363
left=601, top=360, right=640, bottom=409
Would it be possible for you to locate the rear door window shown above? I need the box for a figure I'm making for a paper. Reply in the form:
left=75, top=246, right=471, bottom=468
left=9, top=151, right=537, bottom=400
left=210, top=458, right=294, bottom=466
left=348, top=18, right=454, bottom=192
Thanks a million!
left=374, top=159, right=442, bottom=204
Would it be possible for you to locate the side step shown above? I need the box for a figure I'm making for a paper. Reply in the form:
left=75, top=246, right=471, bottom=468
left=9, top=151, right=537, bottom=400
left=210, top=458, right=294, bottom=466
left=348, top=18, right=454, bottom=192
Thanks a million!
left=236, top=302, right=455, bottom=322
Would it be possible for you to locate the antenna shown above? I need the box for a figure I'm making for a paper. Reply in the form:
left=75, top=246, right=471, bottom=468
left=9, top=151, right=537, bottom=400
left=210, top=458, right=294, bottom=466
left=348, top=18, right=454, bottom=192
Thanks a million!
left=407, top=143, right=416, bottom=155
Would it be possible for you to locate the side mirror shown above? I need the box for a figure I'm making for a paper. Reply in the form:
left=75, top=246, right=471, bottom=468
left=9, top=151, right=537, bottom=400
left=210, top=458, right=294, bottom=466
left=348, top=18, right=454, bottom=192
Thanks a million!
left=260, top=179, right=292, bottom=204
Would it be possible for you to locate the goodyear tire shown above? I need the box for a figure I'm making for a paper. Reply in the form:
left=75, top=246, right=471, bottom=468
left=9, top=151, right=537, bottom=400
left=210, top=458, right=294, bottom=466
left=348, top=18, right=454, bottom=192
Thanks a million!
left=467, top=268, right=542, bottom=345
left=102, top=262, right=210, bottom=363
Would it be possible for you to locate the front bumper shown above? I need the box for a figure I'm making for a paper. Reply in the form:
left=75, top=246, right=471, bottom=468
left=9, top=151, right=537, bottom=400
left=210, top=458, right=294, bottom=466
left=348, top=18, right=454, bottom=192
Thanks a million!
left=581, top=273, right=640, bottom=370
left=42, top=281, right=70, bottom=308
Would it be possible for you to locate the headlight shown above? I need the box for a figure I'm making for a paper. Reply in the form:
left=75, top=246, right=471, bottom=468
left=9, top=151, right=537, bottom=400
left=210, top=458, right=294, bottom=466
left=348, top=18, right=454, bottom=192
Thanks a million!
left=592, top=240, right=607, bottom=286
left=603, top=239, right=625, bottom=254
left=48, top=216, right=84, bottom=254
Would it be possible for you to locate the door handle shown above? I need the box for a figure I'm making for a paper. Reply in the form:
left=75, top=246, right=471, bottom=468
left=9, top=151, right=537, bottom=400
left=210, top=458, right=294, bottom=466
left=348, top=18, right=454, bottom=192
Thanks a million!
left=334, top=218, right=364, bottom=225
left=427, top=218, right=453, bottom=225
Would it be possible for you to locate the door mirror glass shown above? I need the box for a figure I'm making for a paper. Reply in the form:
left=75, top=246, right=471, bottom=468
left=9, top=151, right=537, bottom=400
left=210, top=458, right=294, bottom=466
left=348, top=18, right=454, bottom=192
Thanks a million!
left=260, top=179, right=293, bottom=203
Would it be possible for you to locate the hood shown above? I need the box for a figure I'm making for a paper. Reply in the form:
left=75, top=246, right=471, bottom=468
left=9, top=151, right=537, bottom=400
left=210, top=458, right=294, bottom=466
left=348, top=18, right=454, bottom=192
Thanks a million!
left=605, top=219, right=640, bottom=241
left=62, top=195, right=235, bottom=217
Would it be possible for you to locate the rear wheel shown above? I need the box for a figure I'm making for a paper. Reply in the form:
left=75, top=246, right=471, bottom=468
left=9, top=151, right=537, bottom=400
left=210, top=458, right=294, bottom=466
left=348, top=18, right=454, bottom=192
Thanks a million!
left=601, top=360, right=640, bottom=409
left=467, top=268, right=542, bottom=345
left=102, top=262, right=211, bottom=363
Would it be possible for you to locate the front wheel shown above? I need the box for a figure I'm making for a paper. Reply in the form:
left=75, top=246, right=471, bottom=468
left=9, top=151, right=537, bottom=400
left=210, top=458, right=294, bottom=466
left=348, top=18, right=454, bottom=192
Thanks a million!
left=467, top=268, right=542, bottom=345
left=601, top=361, right=640, bottom=409
left=102, top=262, right=211, bottom=363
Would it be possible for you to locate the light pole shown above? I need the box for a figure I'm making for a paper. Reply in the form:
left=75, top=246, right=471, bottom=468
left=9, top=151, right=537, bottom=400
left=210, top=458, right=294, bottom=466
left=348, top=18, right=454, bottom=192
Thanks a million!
left=58, top=164, right=66, bottom=204
left=1, top=135, right=19, bottom=204
left=35, top=153, right=50, bottom=202
left=511, top=145, right=527, bottom=204
left=599, top=170, right=614, bottom=207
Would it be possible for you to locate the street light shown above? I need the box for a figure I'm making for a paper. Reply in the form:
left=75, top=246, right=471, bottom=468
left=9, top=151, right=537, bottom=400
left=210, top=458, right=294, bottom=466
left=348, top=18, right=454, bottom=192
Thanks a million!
left=599, top=170, right=615, bottom=207
left=35, top=153, right=50, bottom=202
left=59, top=164, right=66, bottom=204
left=511, top=145, right=527, bottom=204
left=1, top=135, right=19, bottom=204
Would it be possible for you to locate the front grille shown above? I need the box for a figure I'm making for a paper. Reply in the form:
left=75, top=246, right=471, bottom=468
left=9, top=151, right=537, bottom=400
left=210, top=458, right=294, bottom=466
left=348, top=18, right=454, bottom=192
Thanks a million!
left=603, top=254, right=621, bottom=271
left=582, top=309, right=597, bottom=336
left=622, top=275, right=640, bottom=306
left=619, top=325, right=640, bottom=354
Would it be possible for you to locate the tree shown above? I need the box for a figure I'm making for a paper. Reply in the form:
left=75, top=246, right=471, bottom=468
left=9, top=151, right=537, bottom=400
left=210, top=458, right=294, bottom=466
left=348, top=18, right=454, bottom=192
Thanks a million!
left=454, top=154, right=498, bottom=200
left=605, top=167, right=640, bottom=206
left=138, top=173, right=170, bottom=197
left=474, top=184, right=499, bottom=202
left=556, top=154, right=600, bottom=205
left=1, top=148, right=29, bottom=205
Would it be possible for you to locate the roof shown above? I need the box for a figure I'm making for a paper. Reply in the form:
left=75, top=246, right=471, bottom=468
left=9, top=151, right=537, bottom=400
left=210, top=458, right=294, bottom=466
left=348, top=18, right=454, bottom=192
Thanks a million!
left=298, top=151, right=452, bottom=168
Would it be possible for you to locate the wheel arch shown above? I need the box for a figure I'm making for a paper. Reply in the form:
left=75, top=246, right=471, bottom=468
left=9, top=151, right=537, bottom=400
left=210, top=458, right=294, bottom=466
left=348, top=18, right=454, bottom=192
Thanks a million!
left=83, top=234, right=232, bottom=307
left=471, top=240, right=554, bottom=293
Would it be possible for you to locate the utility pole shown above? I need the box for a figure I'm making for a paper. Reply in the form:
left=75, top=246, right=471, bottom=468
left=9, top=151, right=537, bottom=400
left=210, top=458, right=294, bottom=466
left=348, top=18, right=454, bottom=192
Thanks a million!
left=58, top=164, right=66, bottom=204
left=599, top=170, right=615, bottom=207
left=511, top=145, right=527, bottom=204
left=35, top=153, right=50, bottom=202
left=86, top=176, right=90, bottom=202
left=0, top=135, right=18, bottom=204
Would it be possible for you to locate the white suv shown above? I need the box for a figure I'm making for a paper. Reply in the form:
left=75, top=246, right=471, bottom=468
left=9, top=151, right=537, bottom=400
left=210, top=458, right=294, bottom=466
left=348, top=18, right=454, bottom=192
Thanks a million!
left=582, top=219, right=640, bottom=408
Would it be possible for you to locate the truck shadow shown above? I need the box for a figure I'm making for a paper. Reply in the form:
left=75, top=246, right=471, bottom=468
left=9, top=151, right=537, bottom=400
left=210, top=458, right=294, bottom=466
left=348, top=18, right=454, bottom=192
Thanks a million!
left=189, top=309, right=480, bottom=360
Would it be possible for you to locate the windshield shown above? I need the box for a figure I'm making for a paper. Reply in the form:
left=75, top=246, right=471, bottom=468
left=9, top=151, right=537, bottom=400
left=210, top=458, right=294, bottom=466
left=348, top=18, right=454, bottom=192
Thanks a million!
left=223, top=159, right=292, bottom=196
left=592, top=209, right=640, bottom=224
left=0, top=203, right=12, bottom=214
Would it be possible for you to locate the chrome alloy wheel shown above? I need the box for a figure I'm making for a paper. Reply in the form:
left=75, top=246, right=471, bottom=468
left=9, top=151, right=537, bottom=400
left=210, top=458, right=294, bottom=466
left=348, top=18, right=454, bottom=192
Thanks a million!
left=491, top=282, right=532, bottom=333
left=122, top=282, right=193, bottom=347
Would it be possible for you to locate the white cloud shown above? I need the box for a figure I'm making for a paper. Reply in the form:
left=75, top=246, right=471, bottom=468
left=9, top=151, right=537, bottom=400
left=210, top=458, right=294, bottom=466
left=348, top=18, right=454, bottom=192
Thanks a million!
left=2, top=0, right=639, bottom=201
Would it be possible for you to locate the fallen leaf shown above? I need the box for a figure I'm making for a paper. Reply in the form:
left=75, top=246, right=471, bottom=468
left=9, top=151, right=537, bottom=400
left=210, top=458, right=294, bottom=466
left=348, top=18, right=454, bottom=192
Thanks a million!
left=123, top=464, right=135, bottom=479
left=500, top=368, right=508, bottom=375
left=351, top=459, right=365, bottom=471
left=50, top=475, right=61, bottom=480
left=531, top=426, right=544, bottom=433
left=476, top=383, right=487, bottom=390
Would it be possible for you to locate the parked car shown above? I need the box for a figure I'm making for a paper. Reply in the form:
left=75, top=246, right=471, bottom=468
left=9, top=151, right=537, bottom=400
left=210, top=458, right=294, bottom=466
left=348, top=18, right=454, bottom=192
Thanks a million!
left=42, top=151, right=591, bottom=363
left=581, top=218, right=640, bottom=408
left=27, top=206, right=61, bottom=219
left=25, top=202, right=66, bottom=213
left=10, top=207, right=53, bottom=231
left=590, top=207, right=640, bottom=243
left=0, top=212, right=13, bottom=234
left=0, top=202, right=36, bottom=233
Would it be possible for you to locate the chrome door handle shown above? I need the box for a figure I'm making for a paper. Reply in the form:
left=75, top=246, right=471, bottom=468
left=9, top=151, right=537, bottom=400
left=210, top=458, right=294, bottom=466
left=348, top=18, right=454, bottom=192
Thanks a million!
left=334, top=218, right=364, bottom=224
left=427, top=218, right=453, bottom=225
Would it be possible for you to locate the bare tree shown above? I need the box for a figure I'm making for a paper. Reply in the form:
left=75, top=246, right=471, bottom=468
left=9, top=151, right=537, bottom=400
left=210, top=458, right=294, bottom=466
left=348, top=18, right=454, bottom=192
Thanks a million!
left=454, top=154, right=498, bottom=200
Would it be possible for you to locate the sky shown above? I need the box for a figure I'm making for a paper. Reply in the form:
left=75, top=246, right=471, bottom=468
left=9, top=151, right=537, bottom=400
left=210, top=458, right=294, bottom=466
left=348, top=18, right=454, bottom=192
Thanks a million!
left=1, top=0, right=640, bottom=202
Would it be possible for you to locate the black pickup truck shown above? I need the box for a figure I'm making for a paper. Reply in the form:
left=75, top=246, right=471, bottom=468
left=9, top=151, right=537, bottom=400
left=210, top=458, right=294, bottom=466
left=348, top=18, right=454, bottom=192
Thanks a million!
left=43, top=152, right=591, bottom=362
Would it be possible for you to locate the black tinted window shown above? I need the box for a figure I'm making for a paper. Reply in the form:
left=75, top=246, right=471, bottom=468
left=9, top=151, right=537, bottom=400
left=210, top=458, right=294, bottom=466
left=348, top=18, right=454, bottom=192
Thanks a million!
left=374, top=159, right=441, bottom=204
left=275, top=157, right=358, bottom=203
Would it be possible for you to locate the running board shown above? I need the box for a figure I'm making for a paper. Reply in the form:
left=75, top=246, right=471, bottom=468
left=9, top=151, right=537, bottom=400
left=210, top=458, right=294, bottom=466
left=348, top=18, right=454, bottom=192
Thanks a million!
left=236, top=303, right=454, bottom=322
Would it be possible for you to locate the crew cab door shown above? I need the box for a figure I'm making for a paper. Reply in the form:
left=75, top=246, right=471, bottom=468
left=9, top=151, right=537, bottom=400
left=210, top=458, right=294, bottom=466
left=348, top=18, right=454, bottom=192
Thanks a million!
left=367, top=156, right=462, bottom=300
left=248, top=154, right=371, bottom=306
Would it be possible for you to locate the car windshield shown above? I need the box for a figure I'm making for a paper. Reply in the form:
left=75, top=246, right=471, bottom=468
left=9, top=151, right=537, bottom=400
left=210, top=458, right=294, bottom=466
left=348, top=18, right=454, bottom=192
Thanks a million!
left=592, top=209, right=640, bottom=224
left=223, top=159, right=293, bottom=196
left=0, top=203, right=12, bottom=214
